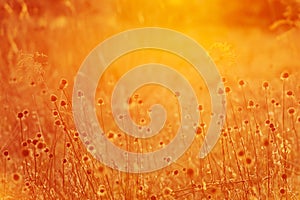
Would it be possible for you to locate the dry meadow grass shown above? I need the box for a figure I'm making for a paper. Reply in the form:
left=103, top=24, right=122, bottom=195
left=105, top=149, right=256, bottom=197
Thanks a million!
left=0, top=0, right=299, bottom=199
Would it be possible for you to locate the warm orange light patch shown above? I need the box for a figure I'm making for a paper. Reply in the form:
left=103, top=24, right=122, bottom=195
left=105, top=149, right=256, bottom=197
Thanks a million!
left=1, top=0, right=300, bottom=199
left=95, top=49, right=211, bottom=153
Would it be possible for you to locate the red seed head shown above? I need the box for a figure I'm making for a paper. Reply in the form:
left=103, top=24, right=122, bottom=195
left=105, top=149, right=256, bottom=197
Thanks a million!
left=262, top=81, right=269, bottom=89
left=288, top=107, right=295, bottom=115
left=82, top=155, right=89, bottom=162
left=173, top=169, right=179, bottom=175
left=23, top=110, right=29, bottom=115
left=97, top=185, right=106, bottom=196
left=238, top=149, right=245, bottom=157
left=281, top=173, right=287, bottom=180
left=245, top=157, right=252, bottom=165
left=32, top=139, right=38, bottom=145
left=271, top=99, right=276, bottom=104
left=238, top=80, right=245, bottom=86
left=37, top=142, right=44, bottom=149
left=86, top=169, right=92, bottom=175
left=53, top=110, right=59, bottom=116
left=12, top=173, right=21, bottom=182
left=248, top=100, right=254, bottom=107
left=286, top=90, right=293, bottom=97
left=198, top=105, right=203, bottom=111
left=60, top=100, right=67, bottom=107
left=55, top=119, right=61, bottom=126
left=195, top=126, right=202, bottom=135
left=59, top=79, right=68, bottom=89
left=50, top=94, right=57, bottom=102
left=281, top=72, right=289, bottom=80
left=97, top=98, right=104, bottom=105
left=3, top=150, right=9, bottom=157
left=225, top=86, right=231, bottom=93
left=17, top=112, right=24, bottom=119
left=74, top=132, right=79, bottom=137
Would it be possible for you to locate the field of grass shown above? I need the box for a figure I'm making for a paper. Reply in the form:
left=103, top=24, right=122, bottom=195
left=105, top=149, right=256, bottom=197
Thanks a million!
left=0, top=0, right=299, bottom=199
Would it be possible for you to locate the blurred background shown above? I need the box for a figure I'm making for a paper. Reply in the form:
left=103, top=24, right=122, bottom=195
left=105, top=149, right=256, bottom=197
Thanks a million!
left=1, top=0, right=299, bottom=83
